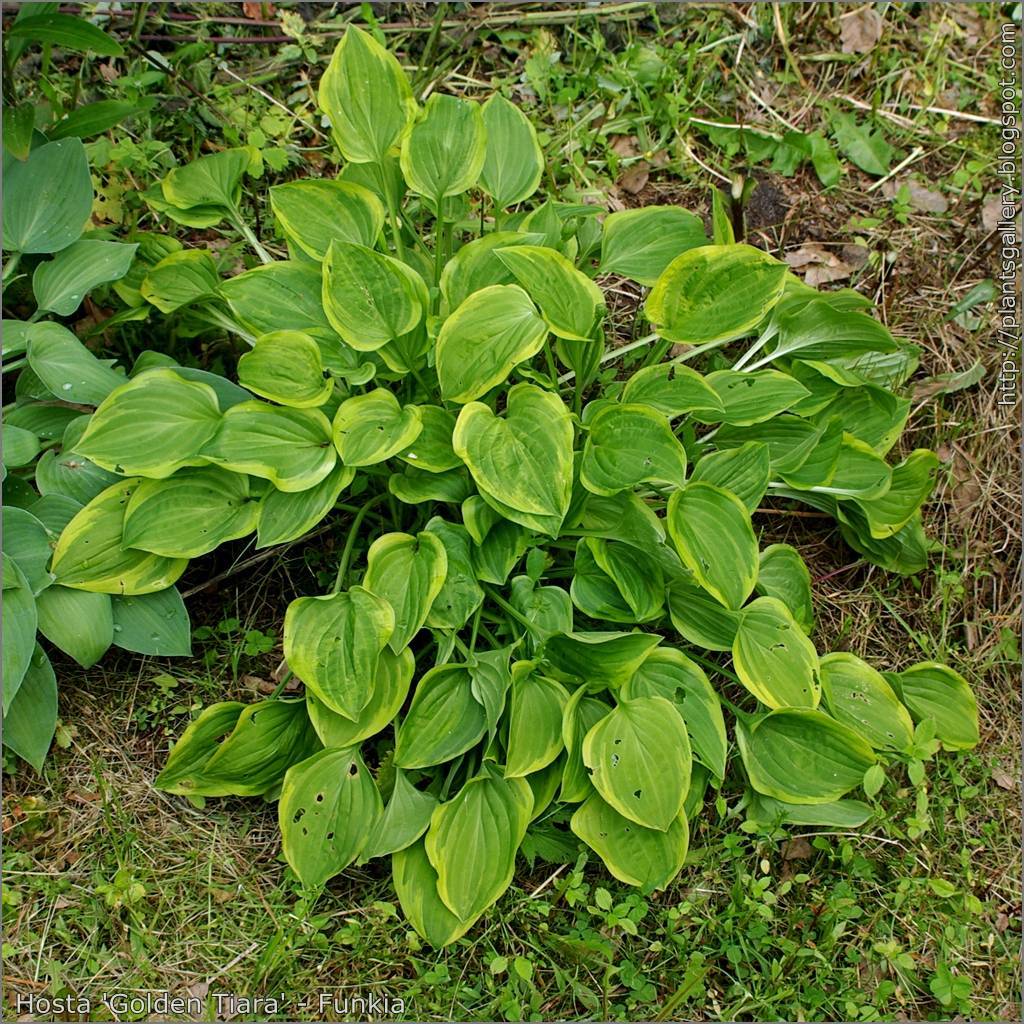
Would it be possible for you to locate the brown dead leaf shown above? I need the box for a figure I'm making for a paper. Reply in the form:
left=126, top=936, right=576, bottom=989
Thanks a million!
left=242, top=674, right=276, bottom=695
left=98, top=62, right=119, bottom=83
left=782, top=837, right=813, bottom=860
left=618, top=162, right=649, bottom=195
left=650, top=149, right=671, bottom=168
left=610, top=135, right=640, bottom=158
left=840, top=243, right=870, bottom=269
left=242, top=1, right=275, bottom=18
left=784, top=243, right=852, bottom=286
left=840, top=8, right=884, bottom=53
left=992, top=769, right=1016, bottom=791
left=187, top=981, right=210, bottom=1001
left=982, top=196, right=1003, bottom=233
left=995, top=912, right=1011, bottom=933
left=882, top=178, right=948, bottom=214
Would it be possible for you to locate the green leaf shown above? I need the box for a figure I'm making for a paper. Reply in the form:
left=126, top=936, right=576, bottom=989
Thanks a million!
left=600, top=206, right=707, bottom=286
left=307, top=647, right=414, bottom=748
left=3, top=138, right=92, bottom=254
left=815, top=384, right=910, bottom=455
left=332, top=388, right=422, bottom=467
left=35, top=585, right=112, bottom=668
left=690, top=442, right=771, bottom=514
left=830, top=112, right=893, bottom=176
left=560, top=686, right=611, bottom=801
left=161, top=146, right=257, bottom=215
left=453, top=383, right=573, bottom=537
left=570, top=793, right=689, bottom=890
left=580, top=403, right=687, bottom=495
left=35, top=447, right=120, bottom=506
left=851, top=449, right=937, bottom=539
left=364, top=531, right=448, bottom=652
left=2, top=505, right=54, bottom=594
left=582, top=696, right=691, bottom=831
left=361, top=769, right=438, bottom=861
left=270, top=179, right=385, bottom=260
left=110, top=588, right=192, bottom=657
left=619, top=363, right=723, bottom=418
left=439, top=231, right=543, bottom=312
left=5, top=12, right=124, bottom=56
left=393, top=664, right=487, bottom=769
left=48, top=98, right=154, bottom=141
left=510, top=574, right=573, bottom=637
left=122, top=467, right=258, bottom=558
left=425, top=767, right=533, bottom=920
left=139, top=249, right=220, bottom=313
left=392, top=839, right=479, bottom=948
left=808, top=132, right=841, bottom=187
left=746, top=792, right=872, bottom=828
left=666, top=482, right=757, bottom=609
left=318, top=25, right=415, bottom=164
left=543, top=631, right=662, bottom=689
left=436, top=284, right=548, bottom=403
left=888, top=662, right=978, bottom=750
left=389, top=467, right=473, bottom=506
left=153, top=702, right=246, bottom=795
left=202, top=400, right=336, bottom=492
left=32, top=239, right=138, bottom=316
left=221, top=261, right=338, bottom=340
left=496, top=245, right=605, bottom=341
left=471, top=520, right=529, bottom=586
left=645, top=244, right=787, bottom=345
left=2, top=555, right=37, bottom=711
left=764, top=300, right=899, bottom=365
left=283, top=586, right=395, bottom=720
left=422, top=519, right=483, bottom=629
left=2, top=102, right=34, bottom=161
left=322, top=241, right=427, bottom=351
left=76, top=368, right=221, bottom=478
left=702, top=370, right=811, bottom=426
left=279, top=747, right=382, bottom=886
left=50, top=479, right=187, bottom=595
left=256, top=463, right=355, bottom=548
left=820, top=652, right=914, bottom=751
left=237, top=331, right=333, bottom=409
left=738, top=708, right=877, bottom=804
left=624, top=648, right=727, bottom=780
left=756, top=544, right=814, bottom=634
left=400, top=94, right=486, bottom=209
left=571, top=538, right=664, bottom=623
left=733, top=596, right=821, bottom=709
left=27, top=494, right=82, bottom=536
left=2, top=645, right=57, bottom=771
left=710, top=186, right=735, bottom=245
left=505, top=664, right=569, bottom=777
left=479, top=94, right=544, bottom=209
left=396, top=405, right=460, bottom=473
left=468, top=647, right=513, bottom=734
left=26, top=322, right=125, bottom=405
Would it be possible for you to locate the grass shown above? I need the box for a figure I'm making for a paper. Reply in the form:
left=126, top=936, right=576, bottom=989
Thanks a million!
left=3, top=3, right=1020, bottom=1021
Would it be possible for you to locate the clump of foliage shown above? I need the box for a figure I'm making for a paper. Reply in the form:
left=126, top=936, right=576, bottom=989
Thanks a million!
left=2, top=27, right=979, bottom=946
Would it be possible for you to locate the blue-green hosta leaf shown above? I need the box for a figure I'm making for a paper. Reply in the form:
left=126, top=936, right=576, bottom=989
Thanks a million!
left=582, top=696, right=691, bottom=831
left=50, top=479, right=187, bottom=595
left=690, top=442, right=771, bottom=514
left=510, top=574, right=573, bottom=637
left=161, top=146, right=258, bottom=215
left=600, top=206, right=707, bottom=286
left=439, top=231, right=543, bottom=313
left=283, top=586, right=395, bottom=719
left=886, top=662, right=978, bottom=750
left=306, top=647, right=414, bottom=749
left=756, top=544, right=815, bottom=634
left=479, top=93, right=544, bottom=209
left=505, top=664, right=569, bottom=777
left=202, top=401, right=336, bottom=492
left=389, top=467, right=473, bottom=506
left=32, top=239, right=138, bottom=316
left=2, top=506, right=54, bottom=595
left=3, top=138, right=92, bottom=254
left=332, top=388, right=422, bottom=467
left=361, top=769, right=438, bottom=862
left=2, top=645, right=57, bottom=772
left=322, top=241, right=427, bottom=351
left=543, top=630, right=662, bottom=689
left=570, top=792, right=689, bottom=890
left=560, top=685, right=611, bottom=801
left=820, top=652, right=914, bottom=751
left=139, top=249, right=220, bottom=313
left=34, top=448, right=120, bottom=506
left=619, top=363, right=723, bottom=418
left=220, top=261, right=336, bottom=339
left=425, top=767, right=533, bottom=921
left=666, top=482, right=757, bottom=609
left=496, top=245, right=605, bottom=341
left=393, top=664, right=487, bottom=769
left=26, top=322, right=125, bottom=406
left=269, top=179, right=385, bottom=260
left=762, top=299, right=899, bottom=365
left=700, top=369, right=810, bottom=426
left=666, top=577, right=741, bottom=652
left=746, top=792, right=873, bottom=829
left=364, top=531, right=448, bottom=652
left=76, top=368, right=221, bottom=479
left=318, top=25, right=415, bottom=164
left=580, top=402, right=687, bottom=495
left=396, top=405, right=460, bottom=473
left=624, top=648, right=727, bottom=781
left=2, top=555, right=37, bottom=712
left=279, top=747, right=382, bottom=886
left=737, top=708, right=876, bottom=804
left=35, top=585, right=112, bottom=668
left=27, top=494, right=82, bottom=537
left=237, top=331, right=333, bottom=408
left=400, top=94, right=486, bottom=209
left=645, top=244, right=787, bottom=344
left=453, top=383, right=573, bottom=537
left=436, top=284, right=548, bottom=403
left=2, top=424, right=39, bottom=469
left=733, top=596, right=821, bottom=709
left=122, top=467, right=259, bottom=558
left=851, top=449, right=938, bottom=538
left=393, top=839, right=480, bottom=948
left=571, top=538, right=664, bottom=624
left=471, top=519, right=529, bottom=586
left=256, top=463, right=355, bottom=549
left=714, top=415, right=825, bottom=475
left=110, top=588, right=192, bottom=657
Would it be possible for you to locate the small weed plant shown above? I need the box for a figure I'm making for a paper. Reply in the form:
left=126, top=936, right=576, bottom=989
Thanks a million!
left=2, top=27, right=978, bottom=946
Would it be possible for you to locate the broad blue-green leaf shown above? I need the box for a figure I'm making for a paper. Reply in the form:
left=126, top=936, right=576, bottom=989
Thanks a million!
left=702, top=369, right=810, bottom=426
left=32, top=240, right=138, bottom=316
left=2, top=645, right=57, bottom=771
left=237, top=331, right=333, bottom=408
left=505, top=664, right=569, bottom=777
left=35, top=585, right=112, bottom=668
left=389, top=467, right=473, bottom=506
left=400, top=94, right=486, bottom=209
left=479, top=93, right=544, bottom=209
left=756, top=544, right=814, bottom=633
left=221, top=261, right=336, bottom=339
left=543, top=630, right=661, bottom=689
left=571, top=538, right=664, bottom=623
left=140, top=249, right=220, bottom=313
left=646, top=244, right=787, bottom=344
left=762, top=299, right=899, bottom=365
left=471, top=519, right=529, bottom=586
left=361, top=769, right=438, bottom=862
left=27, top=322, right=125, bottom=406
left=887, top=662, right=978, bottom=750
left=110, top=588, right=192, bottom=657
left=2, top=506, right=54, bottom=594
left=2, top=555, right=37, bottom=711
left=396, top=405, right=460, bottom=473
left=256, top=463, right=355, bottom=548
left=746, top=793, right=873, bottom=829
left=436, top=284, right=548, bottom=403
left=270, top=179, right=385, bottom=259
left=283, top=586, right=395, bottom=720
left=202, top=401, right=336, bottom=492
left=820, top=652, right=914, bottom=751
left=34, top=447, right=120, bottom=506
left=600, top=206, right=707, bottom=286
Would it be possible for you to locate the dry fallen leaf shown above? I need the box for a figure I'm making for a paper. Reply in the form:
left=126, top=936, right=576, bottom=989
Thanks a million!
left=610, top=134, right=640, bottom=158
left=840, top=7, right=884, bottom=53
left=982, top=196, right=1003, bottom=233
left=882, top=177, right=948, bottom=214
left=782, top=837, right=813, bottom=860
left=995, top=912, right=1011, bottom=933
left=784, top=243, right=853, bottom=286
left=618, top=162, right=650, bottom=195
left=242, top=1, right=275, bottom=18
left=992, top=769, right=1016, bottom=791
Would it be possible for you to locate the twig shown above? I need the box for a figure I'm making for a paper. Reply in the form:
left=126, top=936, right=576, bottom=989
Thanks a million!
left=866, top=145, right=926, bottom=193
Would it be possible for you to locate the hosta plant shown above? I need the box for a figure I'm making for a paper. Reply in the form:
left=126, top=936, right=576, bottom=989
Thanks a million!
left=4, top=28, right=978, bottom=944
